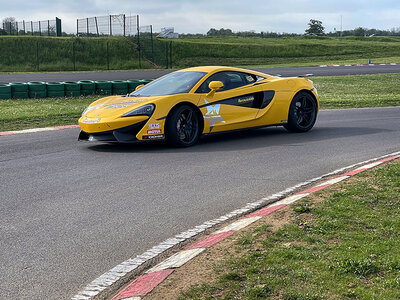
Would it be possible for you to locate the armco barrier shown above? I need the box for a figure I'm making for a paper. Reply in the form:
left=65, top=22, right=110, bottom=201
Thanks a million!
left=0, top=84, right=12, bottom=100
left=0, top=79, right=153, bottom=100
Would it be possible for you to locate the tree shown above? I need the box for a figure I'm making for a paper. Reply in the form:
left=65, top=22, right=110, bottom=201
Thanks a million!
left=2, top=17, right=16, bottom=35
left=354, top=27, right=367, bottom=36
left=305, top=19, right=325, bottom=35
left=207, top=28, right=233, bottom=36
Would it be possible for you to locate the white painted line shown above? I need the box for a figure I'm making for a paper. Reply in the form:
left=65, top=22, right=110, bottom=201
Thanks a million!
left=316, top=176, right=350, bottom=187
left=11, top=127, right=57, bottom=134
left=380, top=63, right=386, bottom=65
left=356, top=161, right=383, bottom=170
left=391, top=63, right=397, bottom=65
left=72, top=150, right=400, bottom=300
left=214, top=216, right=261, bottom=234
left=121, top=297, right=141, bottom=300
left=272, top=193, right=310, bottom=206
left=146, top=248, right=205, bottom=273
left=344, top=64, right=351, bottom=66
left=319, top=65, right=327, bottom=67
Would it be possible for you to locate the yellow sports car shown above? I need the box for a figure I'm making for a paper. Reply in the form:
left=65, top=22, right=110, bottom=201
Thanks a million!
left=78, top=66, right=319, bottom=147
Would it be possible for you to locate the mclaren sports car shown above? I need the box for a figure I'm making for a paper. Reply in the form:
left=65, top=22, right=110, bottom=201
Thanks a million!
left=78, top=66, right=319, bottom=147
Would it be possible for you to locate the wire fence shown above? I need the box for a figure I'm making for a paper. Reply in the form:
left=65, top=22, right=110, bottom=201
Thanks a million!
left=137, top=25, right=174, bottom=68
left=2, top=18, right=61, bottom=36
left=1, top=13, right=176, bottom=71
left=77, top=14, right=138, bottom=37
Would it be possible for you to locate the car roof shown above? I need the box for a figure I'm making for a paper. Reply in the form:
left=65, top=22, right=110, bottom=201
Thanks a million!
left=177, top=66, right=271, bottom=78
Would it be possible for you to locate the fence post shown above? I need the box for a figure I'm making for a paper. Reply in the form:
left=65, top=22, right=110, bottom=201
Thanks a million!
left=169, top=41, right=173, bottom=68
left=109, top=15, right=112, bottom=36
left=123, top=14, right=126, bottom=37
left=56, top=17, right=62, bottom=37
left=23, top=20, right=25, bottom=34
left=137, top=15, right=141, bottom=68
left=86, top=18, right=89, bottom=36
left=16, top=22, right=18, bottom=35
left=48, top=20, right=50, bottom=36
left=95, top=17, right=99, bottom=37
left=106, top=41, right=110, bottom=70
left=39, top=21, right=41, bottom=36
left=31, top=21, right=33, bottom=35
left=165, top=42, right=168, bottom=68
left=36, top=40, right=39, bottom=71
left=76, top=19, right=78, bottom=36
left=72, top=41, right=76, bottom=71
left=150, top=25, right=154, bottom=63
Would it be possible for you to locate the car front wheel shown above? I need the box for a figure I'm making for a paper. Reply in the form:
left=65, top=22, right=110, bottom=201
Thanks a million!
left=284, top=92, right=317, bottom=133
left=166, top=105, right=201, bottom=147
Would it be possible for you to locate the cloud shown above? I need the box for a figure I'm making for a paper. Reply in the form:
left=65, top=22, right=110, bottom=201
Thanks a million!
left=2, top=0, right=400, bottom=34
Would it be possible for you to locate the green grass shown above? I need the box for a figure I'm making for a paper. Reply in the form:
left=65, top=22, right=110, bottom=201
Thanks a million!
left=0, top=73, right=399, bottom=131
left=0, top=36, right=152, bottom=72
left=170, top=36, right=400, bottom=68
left=179, top=160, right=400, bottom=300
left=313, top=73, right=400, bottom=109
left=1, top=35, right=400, bottom=71
left=0, top=96, right=95, bottom=131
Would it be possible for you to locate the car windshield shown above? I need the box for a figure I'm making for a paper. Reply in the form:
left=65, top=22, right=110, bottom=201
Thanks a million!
left=129, top=71, right=207, bottom=97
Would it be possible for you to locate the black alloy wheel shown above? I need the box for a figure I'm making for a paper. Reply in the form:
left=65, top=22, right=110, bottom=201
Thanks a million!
left=284, top=92, right=317, bottom=132
left=166, top=105, right=201, bottom=147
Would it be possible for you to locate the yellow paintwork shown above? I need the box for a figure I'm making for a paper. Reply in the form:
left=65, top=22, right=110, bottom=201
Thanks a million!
left=78, top=66, right=319, bottom=141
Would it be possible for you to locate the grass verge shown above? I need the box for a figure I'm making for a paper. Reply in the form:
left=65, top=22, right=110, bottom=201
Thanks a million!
left=0, top=73, right=399, bottom=131
left=0, top=96, right=95, bottom=131
left=175, top=159, right=400, bottom=300
left=170, top=36, right=400, bottom=68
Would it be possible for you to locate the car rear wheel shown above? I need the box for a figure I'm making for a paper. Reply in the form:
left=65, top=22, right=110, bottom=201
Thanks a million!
left=166, top=105, right=201, bottom=147
left=284, top=92, right=317, bottom=133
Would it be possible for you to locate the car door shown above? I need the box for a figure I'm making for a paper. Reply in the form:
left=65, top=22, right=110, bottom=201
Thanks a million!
left=196, top=71, right=264, bottom=133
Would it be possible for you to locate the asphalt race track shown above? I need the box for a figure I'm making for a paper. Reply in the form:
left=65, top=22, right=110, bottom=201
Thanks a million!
left=0, top=106, right=399, bottom=299
left=1, top=64, right=400, bottom=83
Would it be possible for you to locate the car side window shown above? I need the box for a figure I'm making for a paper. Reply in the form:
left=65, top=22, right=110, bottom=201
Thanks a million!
left=196, top=71, right=250, bottom=93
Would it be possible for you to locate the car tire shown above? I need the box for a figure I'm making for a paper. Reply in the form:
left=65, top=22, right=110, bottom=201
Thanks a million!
left=166, top=105, right=201, bottom=147
left=284, top=92, right=318, bottom=133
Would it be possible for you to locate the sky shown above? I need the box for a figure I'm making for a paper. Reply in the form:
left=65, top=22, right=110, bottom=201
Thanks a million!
left=1, top=0, right=400, bottom=34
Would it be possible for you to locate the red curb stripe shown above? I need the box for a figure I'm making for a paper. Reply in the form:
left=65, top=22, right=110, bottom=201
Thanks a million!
left=52, top=125, right=80, bottom=129
left=299, top=184, right=330, bottom=194
left=0, top=132, right=14, bottom=136
left=340, top=168, right=367, bottom=176
left=111, top=269, right=174, bottom=299
left=376, top=155, right=400, bottom=163
left=247, top=204, right=286, bottom=218
left=0, top=124, right=79, bottom=136
left=186, top=231, right=235, bottom=250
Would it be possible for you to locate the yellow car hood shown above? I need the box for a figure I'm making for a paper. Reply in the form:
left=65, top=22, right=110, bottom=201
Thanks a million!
left=83, top=95, right=160, bottom=119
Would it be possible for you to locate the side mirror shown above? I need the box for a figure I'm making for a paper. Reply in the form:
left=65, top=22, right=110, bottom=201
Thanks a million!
left=206, top=81, right=224, bottom=98
left=135, top=84, right=144, bottom=91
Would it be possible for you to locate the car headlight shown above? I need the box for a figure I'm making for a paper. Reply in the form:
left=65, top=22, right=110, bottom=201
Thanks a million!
left=122, top=104, right=155, bottom=117
left=81, top=106, right=89, bottom=116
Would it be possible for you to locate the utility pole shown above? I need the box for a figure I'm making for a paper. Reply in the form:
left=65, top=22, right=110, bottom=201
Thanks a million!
left=340, top=15, right=343, bottom=37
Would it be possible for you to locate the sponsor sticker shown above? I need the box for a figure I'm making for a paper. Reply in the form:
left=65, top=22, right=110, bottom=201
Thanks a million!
left=142, top=134, right=164, bottom=140
left=82, top=118, right=101, bottom=124
left=148, top=123, right=160, bottom=129
left=237, top=96, right=254, bottom=104
left=104, top=99, right=149, bottom=109
left=147, top=129, right=162, bottom=135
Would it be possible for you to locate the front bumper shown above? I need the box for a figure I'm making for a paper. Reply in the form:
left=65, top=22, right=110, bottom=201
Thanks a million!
left=78, top=121, right=147, bottom=143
